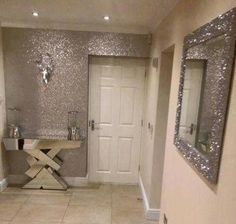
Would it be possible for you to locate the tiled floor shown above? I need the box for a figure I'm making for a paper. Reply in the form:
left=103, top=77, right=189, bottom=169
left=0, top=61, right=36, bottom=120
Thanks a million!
left=0, top=185, right=158, bottom=224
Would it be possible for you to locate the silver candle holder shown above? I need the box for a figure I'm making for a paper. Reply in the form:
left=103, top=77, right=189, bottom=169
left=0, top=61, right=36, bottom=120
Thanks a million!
left=7, top=108, right=21, bottom=138
left=67, top=111, right=80, bottom=140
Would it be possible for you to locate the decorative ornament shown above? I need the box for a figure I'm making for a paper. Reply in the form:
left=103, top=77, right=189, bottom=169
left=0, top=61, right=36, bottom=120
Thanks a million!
left=36, top=53, right=54, bottom=84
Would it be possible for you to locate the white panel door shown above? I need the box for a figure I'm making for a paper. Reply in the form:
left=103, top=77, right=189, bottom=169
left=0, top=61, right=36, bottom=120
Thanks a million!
left=89, top=57, right=145, bottom=184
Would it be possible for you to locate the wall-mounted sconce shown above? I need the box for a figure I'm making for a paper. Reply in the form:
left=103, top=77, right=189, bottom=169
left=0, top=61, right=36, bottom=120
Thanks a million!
left=36, top=53, right=54, bottom=85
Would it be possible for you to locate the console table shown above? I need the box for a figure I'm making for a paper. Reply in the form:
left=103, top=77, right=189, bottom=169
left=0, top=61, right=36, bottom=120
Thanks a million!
left=3, top=138, right=81, bottom=190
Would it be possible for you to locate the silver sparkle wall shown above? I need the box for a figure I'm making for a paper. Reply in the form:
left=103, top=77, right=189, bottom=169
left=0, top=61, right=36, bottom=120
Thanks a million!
left=3, top=28, right=150, bottom=178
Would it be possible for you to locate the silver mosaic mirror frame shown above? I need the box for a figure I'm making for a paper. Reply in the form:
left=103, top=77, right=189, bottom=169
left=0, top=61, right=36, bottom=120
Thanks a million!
left=174, top=8, right=236, bottom=184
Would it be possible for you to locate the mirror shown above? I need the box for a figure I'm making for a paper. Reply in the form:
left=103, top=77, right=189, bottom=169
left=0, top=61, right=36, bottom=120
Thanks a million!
left=175, top=8, right=236, bottom=184
left=180, top=35, right=227, bottom=155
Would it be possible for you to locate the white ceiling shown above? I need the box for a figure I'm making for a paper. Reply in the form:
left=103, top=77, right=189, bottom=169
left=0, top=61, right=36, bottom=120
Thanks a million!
left=0, top=0, right=179, bottom=34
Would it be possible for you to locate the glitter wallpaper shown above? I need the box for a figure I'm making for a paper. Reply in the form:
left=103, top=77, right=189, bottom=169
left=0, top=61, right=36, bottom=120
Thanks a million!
left=2, top=28, right=150, bottom=178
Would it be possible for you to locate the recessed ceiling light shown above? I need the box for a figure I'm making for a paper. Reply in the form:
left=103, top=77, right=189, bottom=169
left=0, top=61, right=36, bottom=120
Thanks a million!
left=32, top=11, right=39, bottom=17
left=103, top=16, right=110, bottom=21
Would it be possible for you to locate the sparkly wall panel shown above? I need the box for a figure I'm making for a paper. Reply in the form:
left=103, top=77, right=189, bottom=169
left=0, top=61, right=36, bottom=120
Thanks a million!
left=3, top=28, right=150, bottom=177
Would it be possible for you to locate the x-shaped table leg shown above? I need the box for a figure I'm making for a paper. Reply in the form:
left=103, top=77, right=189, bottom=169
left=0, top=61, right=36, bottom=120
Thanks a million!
left=23, top=148, right=67, bottom=190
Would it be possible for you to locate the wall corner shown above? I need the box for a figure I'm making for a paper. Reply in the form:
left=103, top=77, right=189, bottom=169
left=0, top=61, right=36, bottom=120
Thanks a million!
left=139, top=175, right=160, bottom=221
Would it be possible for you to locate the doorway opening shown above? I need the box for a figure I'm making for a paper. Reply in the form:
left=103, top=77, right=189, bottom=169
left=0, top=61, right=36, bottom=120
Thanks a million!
left=151, top=46, right=175, bottom=205
left=88, top=56, right=147, bottom=184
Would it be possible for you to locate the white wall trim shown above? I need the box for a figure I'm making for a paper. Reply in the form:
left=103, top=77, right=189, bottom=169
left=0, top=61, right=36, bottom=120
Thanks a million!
left=0, top=178, right=8, bottom=192
left=139, top=175, right=160, bottom=221
left=63, top=175, right=89, bottom=187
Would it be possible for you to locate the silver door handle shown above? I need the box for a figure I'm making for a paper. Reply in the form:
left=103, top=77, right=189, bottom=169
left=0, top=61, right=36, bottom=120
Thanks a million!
left=89, top=120, right=100, bottom=131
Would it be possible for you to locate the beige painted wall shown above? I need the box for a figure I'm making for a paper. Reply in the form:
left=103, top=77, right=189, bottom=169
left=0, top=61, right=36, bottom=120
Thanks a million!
left=140, top=25, right=174, bottom=212
left=140, top=56, right=159, bottom=206
left=140, top=48, right=174, bottom=209
left=0, top=26, right=7, bottom=181
left=149, top=51, right=173, bottom=208
left=140, top=0, right=236, bottom=219
left=147, top=0, right=236, bottom=223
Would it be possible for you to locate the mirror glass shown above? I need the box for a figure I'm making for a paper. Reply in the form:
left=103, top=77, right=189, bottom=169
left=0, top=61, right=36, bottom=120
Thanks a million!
left=179, top=35, right=226, bottom=154
left=179, top=60, right=206, bottom=148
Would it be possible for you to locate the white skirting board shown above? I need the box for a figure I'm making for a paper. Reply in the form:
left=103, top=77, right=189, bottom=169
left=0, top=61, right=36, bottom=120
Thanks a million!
left=139, top=175, right=160, bottom=221
left=0, top=178, right=8, bottom=192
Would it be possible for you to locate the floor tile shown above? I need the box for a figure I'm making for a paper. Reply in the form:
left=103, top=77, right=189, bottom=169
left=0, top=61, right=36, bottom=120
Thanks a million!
left=2, top=187, right=34, bottom=195
left=0, top=204, right=22, bottom=222
left=98, top=184, right=112, bottom=192
left=111, top=185, right=140, bottom=197
left=27, top=194, right=71, bottom=205
left=11, top=221, right=60, bottom=224
left=26, top=189, right=71, bottom=196
left=112, top=185, right=140, bottom=194
left=112, top=193, right=143, bottom=210
left=4, top=187, right=71, bottom=196
left=12, top=204, right=67, bottom=223
left=0, top=194, right=29, bottom=204
left=0, top=184, right=157, bottom=224
left=67, top=183, right=101, bottom=192
left=63, top=205, right=111, bottom=224
left=70, top=184, right=111, bottom=195
left=112, top=207, right=148, bottom=224
left=70, top=191, right=111, bottom=207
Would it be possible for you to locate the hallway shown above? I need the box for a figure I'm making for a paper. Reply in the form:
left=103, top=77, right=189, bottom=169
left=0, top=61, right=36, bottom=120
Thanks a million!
left=0, top=1, right=236, bottom=224
left=0, top=185, right=157, bottom=224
